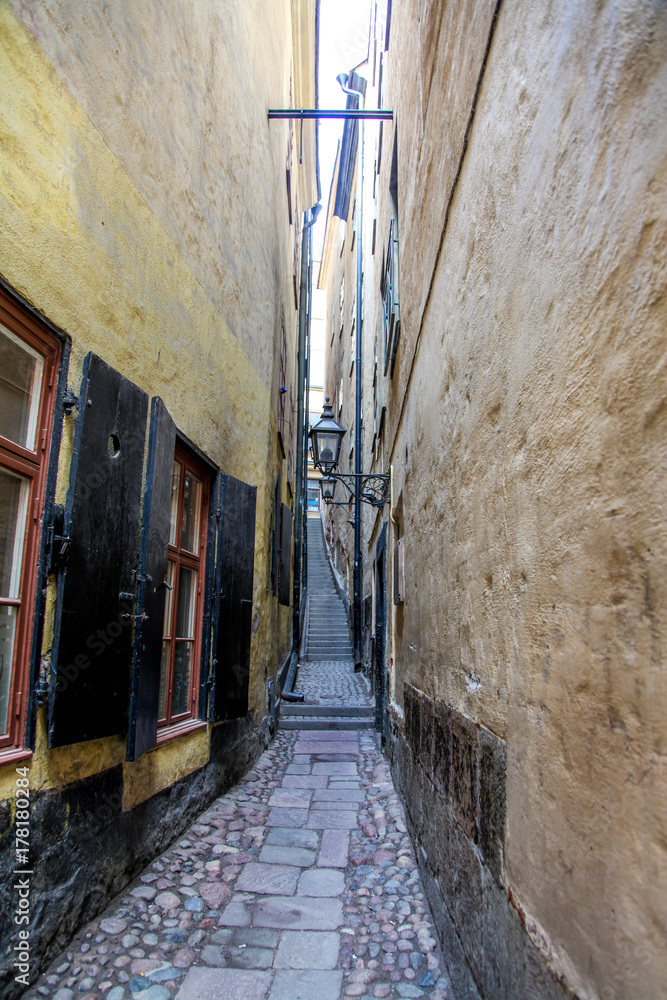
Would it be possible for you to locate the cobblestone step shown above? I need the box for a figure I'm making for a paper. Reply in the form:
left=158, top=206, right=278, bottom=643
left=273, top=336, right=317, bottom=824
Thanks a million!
left=22, top=730, right=452, bottom=1000
left=278, top=716, right=374, bottom=730
left=305, top=651, right=354, bottom=660
left=281, top=705, right=374, bottom=718
left=306, top=645, right=353, bottom=653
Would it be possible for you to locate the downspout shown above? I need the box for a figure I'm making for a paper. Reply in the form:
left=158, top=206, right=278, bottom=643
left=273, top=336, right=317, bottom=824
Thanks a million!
left=293, top=204, right=321, bottom=653
left=338, top=74, right=366, bottom=669
left=303, top=228, right=314, bottom=596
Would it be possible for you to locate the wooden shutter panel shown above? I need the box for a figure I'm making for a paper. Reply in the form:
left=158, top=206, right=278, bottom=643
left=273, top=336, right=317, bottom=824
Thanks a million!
left=212, top=473, right=256, bottom=721
left=278, top=503, right=292, bottom=607
left=271, top=471, right=281, bottom=595
left=198, top=471, right=219, bottom=722
left=49, top=353, right=148, bottom=747
left=126, top=398, right=176, bottom=761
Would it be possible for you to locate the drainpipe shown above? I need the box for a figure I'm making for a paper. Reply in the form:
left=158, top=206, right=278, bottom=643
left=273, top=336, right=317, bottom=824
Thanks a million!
left=294, top=203, right=322, bottom=651
left=303, top=228, right=315, bottom=595
left=337, top=73, right=365, bottom=670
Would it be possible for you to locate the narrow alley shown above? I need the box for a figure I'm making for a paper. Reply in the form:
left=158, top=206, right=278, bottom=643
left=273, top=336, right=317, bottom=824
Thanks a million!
left=1, top=2, right=665, bottom=998
left=21, top=673, right=451, bottom=1000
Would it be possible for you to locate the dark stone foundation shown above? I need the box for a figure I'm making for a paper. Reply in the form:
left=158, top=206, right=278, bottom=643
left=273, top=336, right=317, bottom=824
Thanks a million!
left=387, top=685, right=570, bottom=1000
left=0, top=714, right=270, bottom=1000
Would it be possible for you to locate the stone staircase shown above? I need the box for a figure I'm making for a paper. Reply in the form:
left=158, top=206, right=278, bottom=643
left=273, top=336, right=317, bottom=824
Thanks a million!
left=304, top=520, right=353, bottom=661
left=279, top=517, right=374, bottom=731
left=279, top=703, right=375, bottom=730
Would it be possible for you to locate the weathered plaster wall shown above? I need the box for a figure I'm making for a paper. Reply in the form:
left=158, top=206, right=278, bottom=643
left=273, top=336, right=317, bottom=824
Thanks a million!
left=0, top=0, right=315, bottom=989
left=367, top=0, right=667, bottom=997
left=0, top=0, right=277, bottom=776
left=320, top=149, right=360, bottom=589
left=6, top=0, right=317, bottom=391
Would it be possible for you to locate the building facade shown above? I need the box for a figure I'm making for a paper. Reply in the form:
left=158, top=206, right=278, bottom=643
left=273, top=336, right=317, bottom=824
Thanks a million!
left=321, top=1, right=667, bottom=998
left=0, top=1, right=317, bottom=993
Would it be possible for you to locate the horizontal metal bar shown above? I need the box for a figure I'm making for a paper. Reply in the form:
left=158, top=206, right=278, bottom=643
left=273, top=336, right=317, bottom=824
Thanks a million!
left=330, top=474, right=390, bottom=481
left=268, top=109, right=393, bottom=121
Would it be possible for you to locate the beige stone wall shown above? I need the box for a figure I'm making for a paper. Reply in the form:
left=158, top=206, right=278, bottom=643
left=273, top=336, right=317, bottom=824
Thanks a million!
left=319, top=148, right=360, bottom=580
left=328, top=0, right=667, bottom=996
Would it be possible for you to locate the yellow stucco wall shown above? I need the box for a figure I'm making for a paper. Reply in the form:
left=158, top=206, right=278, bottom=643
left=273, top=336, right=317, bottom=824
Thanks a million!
left=0, top=0, right=313, bottom=805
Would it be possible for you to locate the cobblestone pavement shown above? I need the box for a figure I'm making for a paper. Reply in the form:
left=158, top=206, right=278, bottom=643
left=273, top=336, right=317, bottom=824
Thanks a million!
left=24, top=725, right=453, bottom=1000
left=295, top=659, right=372, bottom=706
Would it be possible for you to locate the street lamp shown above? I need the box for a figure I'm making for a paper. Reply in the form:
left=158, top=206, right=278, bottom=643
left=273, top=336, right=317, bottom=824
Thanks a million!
left=310, top=401, right=390, bottom=509
left=309, top=398, right=346, bottom=473
left=319, top=475, right=338, bottom=503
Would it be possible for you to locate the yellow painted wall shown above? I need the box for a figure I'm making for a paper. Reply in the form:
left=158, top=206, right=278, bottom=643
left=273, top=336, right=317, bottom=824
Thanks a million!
left=0, top=0, right=315, bottom=805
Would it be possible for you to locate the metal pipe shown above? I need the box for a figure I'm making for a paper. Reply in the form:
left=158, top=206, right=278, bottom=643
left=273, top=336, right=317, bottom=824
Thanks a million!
left=268, top=109, right=392, bottom=120
left=303, top=215, right=315, bottom=595
left=337, top=73, right=365, bottom=670
left=293, top=204, right=321, bottom=651
left=282, top=690, right=305, bottom=702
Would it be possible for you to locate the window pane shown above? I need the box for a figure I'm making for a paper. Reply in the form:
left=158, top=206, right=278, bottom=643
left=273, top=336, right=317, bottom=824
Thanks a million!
left=175, top=567, right=196, bottom=639
left=181, top=472, right=202, bottom=553
left=0, top=468, right=30, bottom=599
left=0, top=325, right=43, bottom=451
left=0, top=605, right=18, bottom=736
left=158, top=641, right=169, bottom=720
left=172, top=642, right=192, bottom=716
left=162, top=561, right=175, bottom=638
left=169, top=461, right=181, bottom=546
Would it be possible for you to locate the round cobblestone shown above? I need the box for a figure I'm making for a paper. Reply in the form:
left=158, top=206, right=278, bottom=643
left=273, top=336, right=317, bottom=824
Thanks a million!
left=21, top=676, right=450, bottom=1000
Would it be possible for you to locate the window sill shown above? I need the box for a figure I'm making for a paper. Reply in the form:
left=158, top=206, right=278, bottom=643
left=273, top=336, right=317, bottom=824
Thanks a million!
left=0, top=746, right=34, bottom=769
left=156, top=718, right=207, bottom=746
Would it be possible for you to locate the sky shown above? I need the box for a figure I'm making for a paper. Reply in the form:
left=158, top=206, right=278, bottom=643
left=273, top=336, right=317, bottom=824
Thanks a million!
left=313, top=0, right=373, bottom=261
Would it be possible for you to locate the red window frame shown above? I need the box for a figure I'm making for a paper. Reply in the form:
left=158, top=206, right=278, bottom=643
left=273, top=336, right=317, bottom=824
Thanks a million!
left=158, top=444, right=209, bottom=732
left=0, top=289, right=60, bottom=760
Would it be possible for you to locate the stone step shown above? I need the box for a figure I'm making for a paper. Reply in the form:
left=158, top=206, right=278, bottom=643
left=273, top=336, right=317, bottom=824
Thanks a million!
left=308, top=632, right=350, bottom=640
left=307, top=649, right=353, bottom=657
left=308, top=635, right=352, bottom=649
left=278, top=717, right=375, bottom=731
left=308, top=624, right=349, bottom=632
left=307, top=637, right=351, bottom=644
left=281, top=704, right=374, bottom=717
left=305, top=649, right=353, bottom=663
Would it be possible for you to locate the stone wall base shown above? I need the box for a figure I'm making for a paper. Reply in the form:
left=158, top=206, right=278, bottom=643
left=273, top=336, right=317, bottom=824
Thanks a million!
left=387, top=711, right=572, bottom=1000
left=0, top=715, right=270, bottom=1000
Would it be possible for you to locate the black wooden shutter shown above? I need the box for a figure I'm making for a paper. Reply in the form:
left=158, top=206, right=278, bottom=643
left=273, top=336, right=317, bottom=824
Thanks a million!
left=126, top=398, right=176, bottom=761
left=278, top=503, right=292, bottom=606
left=198, top=471, right=220, bottom=722
left=271, top=471, right=281, bottom=595
left=49, top=353, right=148, bottom=747
left=212, top=474, right=257, bottom=721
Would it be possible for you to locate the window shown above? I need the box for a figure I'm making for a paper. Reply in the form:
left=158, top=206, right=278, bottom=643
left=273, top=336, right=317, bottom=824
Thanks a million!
left=278, top=314, right=288, bottom=457
left=383, top=134, right=401, bottom=376
left=307, top=482, right=321, bottom=512
left=158, top=446, right=209, bottom=729
left=0, top=290, right=60, bottom=756
left=293, top=197, right=301, bottom=309
left=287, top=387, right=294, bottom=488
left=382, top=220, right=400, bottom=375
left=351, top=196, right=357, bottom=251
